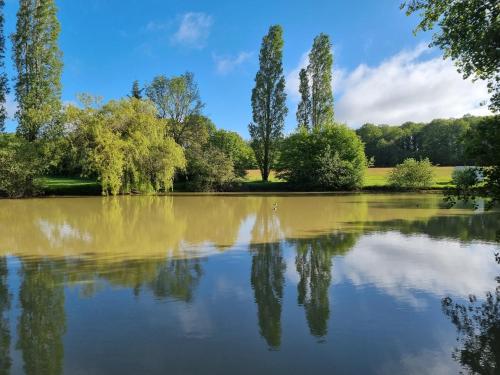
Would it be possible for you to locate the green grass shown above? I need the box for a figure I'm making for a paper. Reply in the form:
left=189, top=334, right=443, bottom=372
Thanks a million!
left=38, top=176, right=101, bottom=195
left=37, top=167, right=456, bottom=195
left=245, top=166, right=455, bottom=189
left=363, top=166, right=455, bottom=188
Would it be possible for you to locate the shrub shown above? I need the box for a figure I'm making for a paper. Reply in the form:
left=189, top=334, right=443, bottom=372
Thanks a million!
left=0, top=137, right=44, bottom=198
left=276, top=124, right=366, bottom=190
left=444, top=167, right=481, bottom=207
left=185, top=146, right=235, bottom=191
left=388, top=158, right=435, bottom=189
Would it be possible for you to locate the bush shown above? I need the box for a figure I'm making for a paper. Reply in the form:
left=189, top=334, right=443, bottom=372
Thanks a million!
left=0, top=136, right=44, bottom=198
left=388, top=158, right=435, bottom=189
left=185, top=146, right=235, bottom=191
left=276, top=124, right=367, bottom=190
left=444, top=167, right=481, bottom=207
left=209, top=129, right=257, bottom=177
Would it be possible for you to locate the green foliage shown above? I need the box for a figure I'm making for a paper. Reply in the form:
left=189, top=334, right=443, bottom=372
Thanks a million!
left=185, top=145, right=235, bottom=191
left=296, top=68, right=311, bottom=130
left=12, top=0, right=63, bottom=142
left=309, top=33, right=334, bottom=129
left=65, top=98, right=186, bottom=195
left=145, top=72, right=204, bottom=145
left=401, top=0, right=500, bottom=113
left=463, top=115, right=500, bottom=207
left=0, top=0, right=8, bottom=133
left=356, top=116, right=486, bottom=167
left=388, top=158, right=435, bottom=189
left=0, top=135, right=44, bottom=197
left=249, top=25, right=287, bottom=182
left=210, top=129, right=256, bottom=177
left=276, top=124, right=366, bottom=190
left=444, top=167, right=481, bottom=207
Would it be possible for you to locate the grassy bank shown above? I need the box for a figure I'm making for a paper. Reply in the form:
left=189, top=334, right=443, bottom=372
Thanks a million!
left=38, top=167, right=455, bottom=196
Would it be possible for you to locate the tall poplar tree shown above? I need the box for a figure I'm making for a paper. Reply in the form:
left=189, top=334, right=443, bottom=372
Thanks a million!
left=308, top=33, right=333, bottom=130
left=249, top=25, right=287, bottom=182
left=296, top=68, right=311, bottom=130
left=0, top=0, right=8, bottom=133
left=12, top=0, right=63, bottom=141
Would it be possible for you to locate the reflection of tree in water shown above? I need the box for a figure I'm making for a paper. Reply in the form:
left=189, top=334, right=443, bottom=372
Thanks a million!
left=442, top=232, right=500, bottom=374
left=294, top=232, right=358, bottom=339
left=354, top=212, right=500, bottom=244
left=250, top=200, right=285, bottom=350
left=0, top=257, right=11, bottom=375
left=149, top=258, right=203, bottom=302
left=17, top=260, right=66, bottom=375
left=251, top=242, right=285, bottom=350
left=64, top=256, right=205, bottom=303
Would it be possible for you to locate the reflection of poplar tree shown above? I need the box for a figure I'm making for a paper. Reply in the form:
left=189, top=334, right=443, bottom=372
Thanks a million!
left=17, top=260, right=66, bottom=375
left=296, top=240, right=332, bottom=338
left=0, top=257, right=11, bottom=375
left=251, top=242, right=285, bottom=350
left=295, top=232, right=358, bottom=339
left=250, top=199, right=286, bottom=349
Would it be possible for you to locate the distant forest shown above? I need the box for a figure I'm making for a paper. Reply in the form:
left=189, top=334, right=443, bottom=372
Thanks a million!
left=356, top=115, right=488, bottom=167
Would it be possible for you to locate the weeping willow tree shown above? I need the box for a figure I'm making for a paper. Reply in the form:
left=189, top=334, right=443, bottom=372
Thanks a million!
left=66, top=97, right=186, bottom=195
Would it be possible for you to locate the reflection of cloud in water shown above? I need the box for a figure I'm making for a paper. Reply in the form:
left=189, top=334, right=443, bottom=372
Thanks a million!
left=338, top=232, right=499, bottom=307
left=378, top=347, right=459, bottom=375
left=174, top=303, right=213, bottom=339
left=38, top=219, right=92, bottom=245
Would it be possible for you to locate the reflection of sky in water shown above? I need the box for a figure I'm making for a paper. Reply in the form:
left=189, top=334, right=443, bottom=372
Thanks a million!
left=335, top=232, right=499, bottom=308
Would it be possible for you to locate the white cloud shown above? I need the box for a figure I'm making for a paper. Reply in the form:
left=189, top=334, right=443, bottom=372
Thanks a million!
left=287, top=43, right=491, bottom=126
left=171, top=12, right=213, bottom=49
left=213, top=51, right=252, bottom=75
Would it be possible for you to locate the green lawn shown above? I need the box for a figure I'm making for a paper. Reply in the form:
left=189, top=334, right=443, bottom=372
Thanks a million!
left=246, top=167, right=455, bottom=188
left=38, top=176, right=101, bottom=195
left=37, top=167, right=456, bottom=195
left=363, top=166, right=455, bottom=188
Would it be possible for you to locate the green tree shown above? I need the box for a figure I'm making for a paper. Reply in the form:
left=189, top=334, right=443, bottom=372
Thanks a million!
left=249, top=25, right=287, bottom=182
left=65, top=98, right=186, bottom=195
left=130, top=80, right=143, bottom=99
left=0, top=0, right=8, bottom=133
left=145, top=72, right=204, bottom=145
left=210, top=129, right=257, bottom=177
left=464, top=116, right=500, bottom=208
left=401, top=0, right=500, bottom=112
left=309, top=33, right=334, bottom=129
left=0, top=135, right=44, bottom=197
left=276, top=124, right=367, bottom=190
left=12, top=0, right=63, bottom=141
left=296, top=68, right=311, bottom=130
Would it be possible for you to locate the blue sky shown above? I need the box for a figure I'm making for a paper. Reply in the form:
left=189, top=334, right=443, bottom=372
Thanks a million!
left=3, top=0, right=491, bottom=135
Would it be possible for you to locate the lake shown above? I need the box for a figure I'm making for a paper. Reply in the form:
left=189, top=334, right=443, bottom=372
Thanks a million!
left=0, top=194, right=499, bottom=374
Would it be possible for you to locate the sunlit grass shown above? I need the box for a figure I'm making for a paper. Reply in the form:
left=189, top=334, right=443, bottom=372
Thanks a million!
left=245, top=166, right=455, bottom=188
left=364, top=167, right=455, bottom=188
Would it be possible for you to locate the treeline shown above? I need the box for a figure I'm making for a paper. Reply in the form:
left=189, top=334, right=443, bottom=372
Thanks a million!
left=356, top=116, right=491, bottom=167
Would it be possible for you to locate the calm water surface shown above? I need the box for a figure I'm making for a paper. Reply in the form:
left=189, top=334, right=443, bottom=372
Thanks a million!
left=0, top=194, right=499, bottom=374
